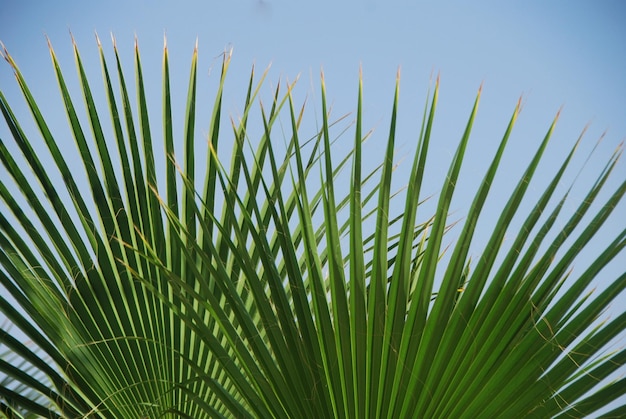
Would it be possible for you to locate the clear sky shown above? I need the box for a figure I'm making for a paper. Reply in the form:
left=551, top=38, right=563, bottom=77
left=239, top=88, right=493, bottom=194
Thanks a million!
left=1, top=0, right=625, bottom=413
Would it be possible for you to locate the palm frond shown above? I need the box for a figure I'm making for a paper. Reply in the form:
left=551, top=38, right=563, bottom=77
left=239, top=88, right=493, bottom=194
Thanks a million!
left=0, top=37, right=624, bottom=418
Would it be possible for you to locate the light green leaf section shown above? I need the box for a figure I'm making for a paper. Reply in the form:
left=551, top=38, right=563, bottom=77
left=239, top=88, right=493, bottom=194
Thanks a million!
left=0, top=38, right=624, bottom=418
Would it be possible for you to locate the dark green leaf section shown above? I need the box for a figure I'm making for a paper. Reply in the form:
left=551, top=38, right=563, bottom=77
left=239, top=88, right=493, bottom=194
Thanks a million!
left=0, top=38, right=624, bottom=418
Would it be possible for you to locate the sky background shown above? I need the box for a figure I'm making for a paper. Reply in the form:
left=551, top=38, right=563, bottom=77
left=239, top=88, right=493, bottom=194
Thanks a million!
left=1, top=0, right=625, bottom=414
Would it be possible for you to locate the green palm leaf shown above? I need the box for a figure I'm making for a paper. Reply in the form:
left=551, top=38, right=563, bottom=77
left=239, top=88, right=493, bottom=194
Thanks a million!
left=0, top=37, right=624, bottom=418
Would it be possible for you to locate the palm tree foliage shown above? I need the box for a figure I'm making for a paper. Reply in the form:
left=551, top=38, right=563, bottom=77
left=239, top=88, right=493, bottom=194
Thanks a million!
left=0, top=35, right=625, bottom=418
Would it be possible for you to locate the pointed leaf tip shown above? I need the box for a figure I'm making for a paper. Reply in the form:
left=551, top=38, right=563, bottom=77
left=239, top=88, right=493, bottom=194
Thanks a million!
left=579, top=122, right=591, bottom=139
left=0, top=41, right=7, bottom=61
left=94, top=31, right=101, bottom=47
left=555, top=105, right=563, bottom=121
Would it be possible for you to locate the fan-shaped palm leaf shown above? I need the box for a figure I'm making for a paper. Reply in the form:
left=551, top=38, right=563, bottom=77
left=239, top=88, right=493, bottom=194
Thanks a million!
left=0, top=36, right=624, bottom=418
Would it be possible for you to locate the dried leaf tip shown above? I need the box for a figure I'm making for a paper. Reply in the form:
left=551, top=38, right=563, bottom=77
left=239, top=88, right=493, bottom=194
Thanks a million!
left=95, top=32, right=102, bottom=47
left=195, top=37, right=198, bottom=51
left=396, top=65, right=401, bottom=81
left=0, top=41, right=7, bottom=61
left=555, top=105, right=563, bottom=121
left=518, top=94, right=530, bottom=115
left=163, top=33, right=167, bottom=49
left=579, top=122, right=591, bottom=138
left=110, top=33, right=117, bottom=50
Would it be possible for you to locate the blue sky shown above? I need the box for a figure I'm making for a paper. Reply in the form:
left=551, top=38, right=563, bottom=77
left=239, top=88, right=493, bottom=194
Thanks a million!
left=1, top=0, right=625, bottom=413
